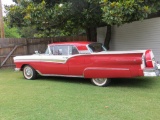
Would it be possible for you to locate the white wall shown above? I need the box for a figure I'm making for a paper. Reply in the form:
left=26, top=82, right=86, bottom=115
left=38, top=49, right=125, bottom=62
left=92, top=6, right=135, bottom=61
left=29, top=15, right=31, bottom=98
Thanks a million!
left=97, top=17, right=160, bottom=61
left=97, top=26, right=107, bottom=44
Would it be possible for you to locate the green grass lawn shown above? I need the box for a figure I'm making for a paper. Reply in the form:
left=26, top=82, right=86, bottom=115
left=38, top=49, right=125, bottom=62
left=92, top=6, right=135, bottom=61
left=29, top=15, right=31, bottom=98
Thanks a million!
left=0, top=69, right=160, bottom=120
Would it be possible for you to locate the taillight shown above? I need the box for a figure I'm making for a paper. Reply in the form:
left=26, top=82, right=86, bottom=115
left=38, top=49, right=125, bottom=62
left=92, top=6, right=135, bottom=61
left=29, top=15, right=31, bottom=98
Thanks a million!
left=145, top=50, right=155, bottom=68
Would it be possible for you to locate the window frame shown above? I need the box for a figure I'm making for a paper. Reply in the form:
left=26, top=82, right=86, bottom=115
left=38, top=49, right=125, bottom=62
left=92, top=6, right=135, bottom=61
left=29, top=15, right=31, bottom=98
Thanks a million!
left=48, top=45, right=80, bottom=55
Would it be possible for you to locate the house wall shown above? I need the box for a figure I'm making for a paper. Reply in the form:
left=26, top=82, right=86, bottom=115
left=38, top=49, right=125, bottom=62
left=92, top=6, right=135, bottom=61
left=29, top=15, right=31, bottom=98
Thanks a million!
left=97, top=17, right=160, bottom=61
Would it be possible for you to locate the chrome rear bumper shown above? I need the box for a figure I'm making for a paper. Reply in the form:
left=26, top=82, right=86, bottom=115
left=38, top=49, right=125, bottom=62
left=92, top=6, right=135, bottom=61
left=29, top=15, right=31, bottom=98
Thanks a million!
left=143, top=67, right=160, bottom=77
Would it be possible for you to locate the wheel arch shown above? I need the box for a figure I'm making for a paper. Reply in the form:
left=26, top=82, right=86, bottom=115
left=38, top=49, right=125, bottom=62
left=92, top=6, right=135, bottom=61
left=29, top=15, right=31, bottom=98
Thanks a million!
left=23, top=65, right=37, bottom=80
left=21, top=64, right=35, bottom=71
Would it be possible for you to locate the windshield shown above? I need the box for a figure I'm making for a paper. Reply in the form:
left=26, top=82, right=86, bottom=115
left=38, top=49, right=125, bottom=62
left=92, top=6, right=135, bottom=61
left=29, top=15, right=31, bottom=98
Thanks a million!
left=88, top=43, right=106, bottom=53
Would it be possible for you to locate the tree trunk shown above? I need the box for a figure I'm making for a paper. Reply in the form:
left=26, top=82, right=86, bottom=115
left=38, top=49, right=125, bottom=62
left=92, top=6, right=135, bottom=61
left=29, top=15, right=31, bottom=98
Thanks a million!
left=0, top=0, right=5, bottom=38
left=104, top=25, right=111, bottom=50
left=86, top=27, right=97, bottom=42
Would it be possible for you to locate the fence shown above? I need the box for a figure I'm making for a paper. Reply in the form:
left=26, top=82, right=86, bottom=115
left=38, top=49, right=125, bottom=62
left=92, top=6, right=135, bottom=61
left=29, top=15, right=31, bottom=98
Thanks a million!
left=0, top=36, right=87, bottom=68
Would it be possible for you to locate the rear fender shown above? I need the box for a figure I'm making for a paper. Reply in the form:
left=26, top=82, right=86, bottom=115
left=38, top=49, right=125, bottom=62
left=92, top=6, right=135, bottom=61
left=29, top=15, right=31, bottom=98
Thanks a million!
left=83, top=67, right=132, bottom=78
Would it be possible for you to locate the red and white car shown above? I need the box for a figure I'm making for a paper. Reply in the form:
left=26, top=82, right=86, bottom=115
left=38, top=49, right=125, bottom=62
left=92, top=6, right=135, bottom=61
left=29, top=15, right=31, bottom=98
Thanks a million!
left=13, top=41, right=160, bottom=87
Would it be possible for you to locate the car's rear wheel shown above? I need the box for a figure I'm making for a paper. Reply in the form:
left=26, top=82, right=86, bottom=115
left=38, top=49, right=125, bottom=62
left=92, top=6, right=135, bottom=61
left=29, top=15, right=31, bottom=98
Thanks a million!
left=91, top=78, right=111, bottom=87
left=23, top=65, right=37, bottom=80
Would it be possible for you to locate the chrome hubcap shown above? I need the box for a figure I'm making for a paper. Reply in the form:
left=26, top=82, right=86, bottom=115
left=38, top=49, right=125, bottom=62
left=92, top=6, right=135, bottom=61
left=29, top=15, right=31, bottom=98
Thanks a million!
left=92, top=78, right=107, bottom=86
left=94, top=78, right=106, bottom=84
left=24, top=67, right=33, bottom=79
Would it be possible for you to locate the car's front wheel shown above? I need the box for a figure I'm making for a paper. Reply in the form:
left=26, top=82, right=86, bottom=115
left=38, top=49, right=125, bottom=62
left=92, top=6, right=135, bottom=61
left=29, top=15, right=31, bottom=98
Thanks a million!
left=91, top=78, right=111, bottom=87
left=23, top=65, right=37, bottom=80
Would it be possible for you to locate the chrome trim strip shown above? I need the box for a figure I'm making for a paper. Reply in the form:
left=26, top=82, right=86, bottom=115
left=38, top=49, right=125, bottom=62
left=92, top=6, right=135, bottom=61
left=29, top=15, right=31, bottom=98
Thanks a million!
left=15, top=59, right=66, bottom=63
left=141, top=55, right=145, bottom=69
left=36, top=70, right=84, bottom=78
left=84, top=67, right=129, bottom=71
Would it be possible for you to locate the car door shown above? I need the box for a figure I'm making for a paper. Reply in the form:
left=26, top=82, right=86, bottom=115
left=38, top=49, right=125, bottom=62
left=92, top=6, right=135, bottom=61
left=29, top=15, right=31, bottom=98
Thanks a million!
left=67, top=45, right=86, bottom=76
left=39, top=45, right=70, bottom=75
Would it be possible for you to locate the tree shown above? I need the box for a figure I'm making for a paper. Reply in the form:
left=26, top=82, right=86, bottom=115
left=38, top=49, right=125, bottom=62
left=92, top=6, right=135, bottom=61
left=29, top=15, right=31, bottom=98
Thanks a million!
left=5, top=0, right=103, bottom=40
left=2, top=23, right=21, bottom=38
left=4, top=0, right=160, bottom=48
left=0, top=0, right=5, bottom=38
left=19, top=26, right=38, bottom=38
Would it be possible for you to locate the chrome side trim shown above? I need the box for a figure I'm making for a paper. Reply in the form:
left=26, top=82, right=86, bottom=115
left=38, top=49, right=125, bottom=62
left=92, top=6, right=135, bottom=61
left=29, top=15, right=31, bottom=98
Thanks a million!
left=141, top=55, right=145, bottom=69
left=84, top=67, right=129, bottom=71
left=36, top=70, right=84, bottom=78
left=15, top=59, right=66, bottom=63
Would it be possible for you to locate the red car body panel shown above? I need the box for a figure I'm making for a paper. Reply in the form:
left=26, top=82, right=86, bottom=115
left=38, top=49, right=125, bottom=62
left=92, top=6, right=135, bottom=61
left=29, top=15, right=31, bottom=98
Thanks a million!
left=14, top=42, right=159, bottom=79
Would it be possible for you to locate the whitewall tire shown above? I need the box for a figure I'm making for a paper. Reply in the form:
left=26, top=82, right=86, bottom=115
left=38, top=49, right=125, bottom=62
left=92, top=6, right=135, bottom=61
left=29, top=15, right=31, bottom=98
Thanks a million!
left=23, top=65, right=37, bottom=80
left=91, top=78, right=111, bottom=87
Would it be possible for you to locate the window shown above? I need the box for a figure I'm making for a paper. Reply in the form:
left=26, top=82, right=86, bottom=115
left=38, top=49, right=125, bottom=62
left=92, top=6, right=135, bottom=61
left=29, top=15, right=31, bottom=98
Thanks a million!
left=88, top=43, right=106, bottom=53
left=49, top=45, right=79, bottom=55
left=52, top=45, right=69, bottom=55
left=71, top=46, right=79, bottom=55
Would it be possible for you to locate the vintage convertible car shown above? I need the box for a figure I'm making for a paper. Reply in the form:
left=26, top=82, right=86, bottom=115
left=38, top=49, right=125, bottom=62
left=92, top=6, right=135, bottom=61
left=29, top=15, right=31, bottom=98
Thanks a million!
left=13, top=41, right=160, bottom=87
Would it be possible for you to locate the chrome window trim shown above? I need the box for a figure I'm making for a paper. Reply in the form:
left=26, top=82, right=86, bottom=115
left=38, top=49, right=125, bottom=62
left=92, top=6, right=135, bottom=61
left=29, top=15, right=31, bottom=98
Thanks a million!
left=48, top=45, right=80, bottom=55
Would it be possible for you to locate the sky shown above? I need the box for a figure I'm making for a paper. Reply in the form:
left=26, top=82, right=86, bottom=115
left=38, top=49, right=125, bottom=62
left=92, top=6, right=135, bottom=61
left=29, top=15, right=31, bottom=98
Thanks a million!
left=2, top=0, right=15, bottom=15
